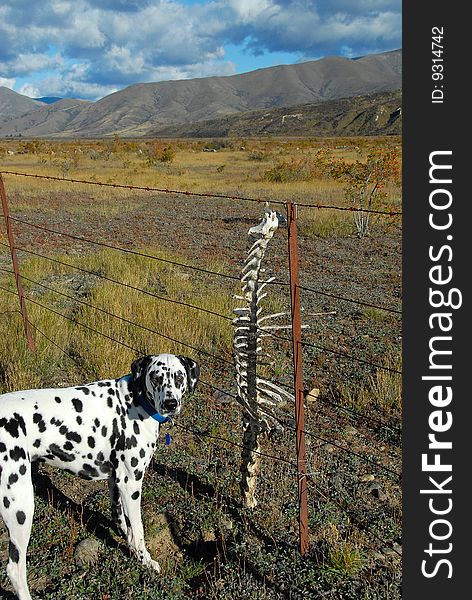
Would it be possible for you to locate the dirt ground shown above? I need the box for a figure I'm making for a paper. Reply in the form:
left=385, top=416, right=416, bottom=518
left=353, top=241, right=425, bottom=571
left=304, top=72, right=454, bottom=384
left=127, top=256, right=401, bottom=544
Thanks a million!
left=1, top=186, right=402, bottom=598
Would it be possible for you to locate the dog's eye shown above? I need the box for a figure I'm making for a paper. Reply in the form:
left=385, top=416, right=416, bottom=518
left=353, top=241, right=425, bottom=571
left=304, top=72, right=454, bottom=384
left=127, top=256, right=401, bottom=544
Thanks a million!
left=150, top=372, right=164, bottom=387
left=174, top=373, right=184, bottom=388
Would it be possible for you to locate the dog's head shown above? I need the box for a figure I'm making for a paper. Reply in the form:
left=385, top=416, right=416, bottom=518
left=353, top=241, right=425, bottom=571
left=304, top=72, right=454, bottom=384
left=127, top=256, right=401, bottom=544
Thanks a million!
left=131, top=354, right=200, bottom=418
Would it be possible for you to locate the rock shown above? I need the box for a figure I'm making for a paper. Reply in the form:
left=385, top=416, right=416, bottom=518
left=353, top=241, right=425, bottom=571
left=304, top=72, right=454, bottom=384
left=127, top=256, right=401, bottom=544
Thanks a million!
left=359, top=474, right=375, bottom=482
left=367, top=483, right=387, bottom=501
left=345, top=426, right=358, bottom=436
left=306, top=388, right=320, bottom=402
left=393, top=542, right=403, bottom=555
left=74, top=538, right=102, bottom=567
left=213, top=390, right=234, bottom=404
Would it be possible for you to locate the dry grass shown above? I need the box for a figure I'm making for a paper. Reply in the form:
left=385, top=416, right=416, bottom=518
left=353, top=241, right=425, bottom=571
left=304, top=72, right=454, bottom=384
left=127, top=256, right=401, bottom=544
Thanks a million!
left=338, top=349, right=402, bottom=415
left=0, top=247, right=236, bottom=393
left=0, top=137, right=401, bottom=211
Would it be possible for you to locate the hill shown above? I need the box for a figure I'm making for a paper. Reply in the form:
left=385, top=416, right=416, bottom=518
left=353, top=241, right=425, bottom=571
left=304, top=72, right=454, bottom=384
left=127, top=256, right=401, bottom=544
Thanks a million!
left=0, top=49, right=401, bottom=138
left=0, top=87, right=43, bottom=125
left=151, top=91, right=402, bottom=138
left=0, top=99, right=91, bottom=138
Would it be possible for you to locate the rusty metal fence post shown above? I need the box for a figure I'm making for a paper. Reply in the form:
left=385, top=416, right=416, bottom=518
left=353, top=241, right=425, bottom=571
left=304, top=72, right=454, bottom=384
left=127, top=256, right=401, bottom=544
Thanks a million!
left=0, top=174, right=35, bottom=350
left=286, top=201, right=308, bottom=556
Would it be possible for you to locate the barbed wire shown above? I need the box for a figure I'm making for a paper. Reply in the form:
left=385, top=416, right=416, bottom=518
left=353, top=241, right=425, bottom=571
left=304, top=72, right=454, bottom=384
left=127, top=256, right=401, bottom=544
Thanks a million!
left=4, top=216, right=241, bottom=282
left=298, top=283, right=402, bottom=315
left=301, top=339, right=402, bottom=375
left=0, top=267, right=233, bottom=365
left=0, top=304, right=401, bottom=439
left=0, top=243, right=234, bottom=323
left=298, top=200, right=401, bottom=216
left=307, top=477, right=402, bottom=558
left=4, top=218, right=402, bottom=317
left=315, top=391, right=402, bottom=436
left=1, top=285, right=401, bottom=488
left=0, top=170, right=402, bottom=215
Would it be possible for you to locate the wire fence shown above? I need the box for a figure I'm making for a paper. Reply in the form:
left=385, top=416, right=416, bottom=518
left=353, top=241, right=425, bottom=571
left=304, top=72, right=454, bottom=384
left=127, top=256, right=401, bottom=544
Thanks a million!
left=0, top=169, right=402, bottom=560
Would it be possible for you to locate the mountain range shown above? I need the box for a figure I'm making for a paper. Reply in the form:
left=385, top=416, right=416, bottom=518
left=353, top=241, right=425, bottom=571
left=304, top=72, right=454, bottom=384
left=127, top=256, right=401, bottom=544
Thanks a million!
left=0, top=49, right=401, bottom=138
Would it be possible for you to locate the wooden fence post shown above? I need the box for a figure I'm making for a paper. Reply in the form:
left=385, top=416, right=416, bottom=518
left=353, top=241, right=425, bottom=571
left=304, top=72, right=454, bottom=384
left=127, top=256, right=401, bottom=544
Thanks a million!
left=286, top=201, right=308, bottom=556
left=0, top=174, right=35, bottom=351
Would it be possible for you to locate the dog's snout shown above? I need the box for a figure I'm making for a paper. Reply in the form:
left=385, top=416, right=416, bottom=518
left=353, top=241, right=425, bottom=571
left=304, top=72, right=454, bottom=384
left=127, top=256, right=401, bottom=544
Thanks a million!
left=163, top=398, right=178, bottom=411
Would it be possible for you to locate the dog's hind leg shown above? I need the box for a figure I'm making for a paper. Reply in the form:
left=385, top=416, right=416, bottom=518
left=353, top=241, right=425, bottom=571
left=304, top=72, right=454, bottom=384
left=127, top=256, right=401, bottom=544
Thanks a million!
left=0, top=460, right=34, bottom=600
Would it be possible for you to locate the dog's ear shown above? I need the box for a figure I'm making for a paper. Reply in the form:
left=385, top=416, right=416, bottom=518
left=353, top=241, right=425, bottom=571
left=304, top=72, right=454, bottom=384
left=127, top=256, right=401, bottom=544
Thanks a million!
left=131, top=355, right=153, bottom=390
left=177, top=356, right=200, bottom=394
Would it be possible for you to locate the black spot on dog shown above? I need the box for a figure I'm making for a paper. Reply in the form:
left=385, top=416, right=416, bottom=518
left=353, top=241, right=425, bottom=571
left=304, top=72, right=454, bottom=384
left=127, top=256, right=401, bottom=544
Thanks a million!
left=110, top=451, right=119, bottom=469
left=72, top=398, right=83, bottom=412
left=87, top=436, right=95, bottom=448
left=126, top=435, right=138, bottom=449
left=33, top=439, right=41, bottom=448
left=64, top=441, right=74, bottom=451
left=139, top=448, right=145, bottom=458
left=94, top=418, right=100, bottom=428
left=131, top=491, right=140, bottom=500
left=0, top=442, right=6, bottom=453
left=75, top=386, right=90, bottom=395
left=15, top=413, right=27, bottom=436
left=82, top=464, right=99, bottom=478
left=133, top=422, right=140, bottom=435
left=107, top=397, right=113, bottom=408
left=116, top=433, right=126, bottom=452
left=66, top=431, right=81, bottom=444
left=99, top=462, right=112, bottom=474
left=124, top=515, right=131, bottom=529
left=55, top=396, right=62, bottom=403
left=16, top=511, right=26, bottom=525
left=101, top=426, right=107, bottom=437
left=19, top=464, right=27, bottom=476
left=59, top=425, right=68, bottom=435
left=33, top=413, right=47, bottom=433
left=3, top=496, right=10, bottom=508
left=9, top=541, right=19, bottom=563
left=49, top=444, right=76, bottom=462
left=0, top=416, right=22, bottom=438
left=77, top=416, right=83, bottom=425
left=9, top=446, right=26, bottom=461
left=130, top=457, right=138, bottom=467
left=134, top=469, right=143, bottom=481
left=108, top=388, right=115, bottom=396
left=8, top=473, right=18, bottom=486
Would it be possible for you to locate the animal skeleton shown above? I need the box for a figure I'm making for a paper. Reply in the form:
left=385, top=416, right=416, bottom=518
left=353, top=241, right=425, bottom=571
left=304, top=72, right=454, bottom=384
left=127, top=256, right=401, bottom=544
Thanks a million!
left=233, top=209, right=294, bottom=508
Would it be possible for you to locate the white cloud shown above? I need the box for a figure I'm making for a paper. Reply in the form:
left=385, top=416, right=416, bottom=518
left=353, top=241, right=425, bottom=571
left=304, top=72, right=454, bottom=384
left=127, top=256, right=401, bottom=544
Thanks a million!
left=0, top=0, right=401, bottom=99
left=0, top=76, right=15, bottom=89
left=17, top=83, right=42, bottom=98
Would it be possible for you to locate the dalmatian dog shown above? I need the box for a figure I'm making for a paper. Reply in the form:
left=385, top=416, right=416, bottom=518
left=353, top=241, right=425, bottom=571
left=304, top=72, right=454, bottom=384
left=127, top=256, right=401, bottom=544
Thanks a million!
left=0, top=353, right=199, bottom=600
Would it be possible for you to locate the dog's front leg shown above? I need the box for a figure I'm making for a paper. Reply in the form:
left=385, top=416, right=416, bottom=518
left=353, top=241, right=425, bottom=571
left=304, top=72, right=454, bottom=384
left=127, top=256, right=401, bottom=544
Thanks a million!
left=115, top=471, right=160, bottom=573
left=108, top=474, right=128, bottom=537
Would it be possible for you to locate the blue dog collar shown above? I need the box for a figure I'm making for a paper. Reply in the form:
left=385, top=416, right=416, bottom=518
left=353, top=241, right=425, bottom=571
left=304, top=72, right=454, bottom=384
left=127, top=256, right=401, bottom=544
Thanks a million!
left=138, top=395, right=171, bottom=424
left=122, top=375, right=171, bottom=424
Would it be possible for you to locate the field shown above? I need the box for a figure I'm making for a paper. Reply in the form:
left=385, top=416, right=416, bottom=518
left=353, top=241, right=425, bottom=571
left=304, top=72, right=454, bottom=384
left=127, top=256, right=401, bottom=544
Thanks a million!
left=0, top=136, right=402, bottom=599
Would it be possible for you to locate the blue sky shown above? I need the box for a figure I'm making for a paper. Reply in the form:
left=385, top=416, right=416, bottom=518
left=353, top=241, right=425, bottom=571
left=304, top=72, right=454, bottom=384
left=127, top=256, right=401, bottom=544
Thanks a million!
left=0, top=1, right=401, bottom=101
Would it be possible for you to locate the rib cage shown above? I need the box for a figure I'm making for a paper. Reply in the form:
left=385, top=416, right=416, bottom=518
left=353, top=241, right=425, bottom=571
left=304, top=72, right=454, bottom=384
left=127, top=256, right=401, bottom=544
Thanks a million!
left=233, top=210, right=294, bottom=507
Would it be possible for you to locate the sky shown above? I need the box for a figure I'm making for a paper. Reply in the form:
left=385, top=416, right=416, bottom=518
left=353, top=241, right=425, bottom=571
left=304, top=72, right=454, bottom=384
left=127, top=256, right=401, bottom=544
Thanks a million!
left=0, top=0, right=401, bottom=101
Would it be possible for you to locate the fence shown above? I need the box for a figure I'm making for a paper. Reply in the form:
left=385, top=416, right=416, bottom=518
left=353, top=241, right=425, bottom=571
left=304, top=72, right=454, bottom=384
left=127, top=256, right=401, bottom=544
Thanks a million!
left=0, top=169, right=402, bottom=563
